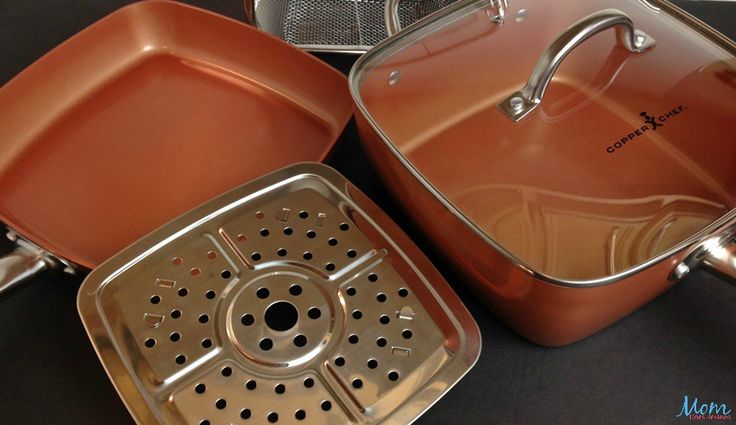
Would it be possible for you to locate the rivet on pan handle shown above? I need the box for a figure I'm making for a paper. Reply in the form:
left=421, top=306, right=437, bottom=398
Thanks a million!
left=497, top=8, right=656, bottom=122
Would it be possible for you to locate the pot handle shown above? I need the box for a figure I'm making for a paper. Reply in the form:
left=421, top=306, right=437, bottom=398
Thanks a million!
left=702, top=241, right=736, bottom=282
left=497, top=9, right=656, bottom=122
left=0, top=248, right=50, bottom=295
left=671, top=234, right=736, bottom=284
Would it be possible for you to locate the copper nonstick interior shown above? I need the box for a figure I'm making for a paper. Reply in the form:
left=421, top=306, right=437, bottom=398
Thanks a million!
left=0, top=0, right=352, bottom=270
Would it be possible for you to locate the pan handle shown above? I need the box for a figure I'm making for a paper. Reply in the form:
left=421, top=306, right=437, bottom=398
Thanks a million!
left=497, top=9, right=656, bottom=122
left=702, top=240, right=736, bottom=282
left=670, top=233, right=736, bottom=284
left=0, top=230, right=68, bottom=296
left=243, top=0, right=256, bottom=24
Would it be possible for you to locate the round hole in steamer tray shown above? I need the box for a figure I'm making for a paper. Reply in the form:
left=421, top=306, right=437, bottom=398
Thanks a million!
left=256, top=287, right=270, bottom=299
left=299, top=211, right=309, bottom=219
left=265, top=302, right=298, bottom=331
left=303, top=378, right=314, bottom=388
left=175, top=354, right=186, bottom=364
left=246, top=379, right=257, bottom=390
left=320, top=400, right=332, bottom=411
left=339, top=223, right=349, bottom=231
left=352, top=310, right=363, bottom=320
left=171, top=309, right=182, bottom=319
left=198, top=314, right=209, bottom=324
left=221, top=367, right=232, bottom=377
left=379, top=315, right=390, bottom=325
left=215, top=399, right=227, bottom=409
left=169, top=332, right=181, bottom=342
left=260, top=228, right=270, bottom=237
left=368, top=273, right=378, bottom=282
left=199, top=420, right=210, bottom=425
left=376, top=337, right=387, bottom=347
left=325, top=263, right=335, bottom=272
left=346, top=287, right=356, bottom=296
left=334, top=357, right=345, bottom=367
left=289, top=284, right=303, bottom=296
left=178, top=288, right=188, bottom=297
left=306, top=230, right=316, bottom=239
left=376, top=293, right=387, bottom=303
left=348, top=334, right=359, bottom=344
left=307, top=307, right=321, bottom=320
left=267, top=412, right=279, bottom=423
left=328, top=238, right=338, bottom=246
left=277, top=248, right=287, bottom=257
left=149, top=295, right=161, bottom=305
left=295, top=409, right=306, bottom=420
left=283, top=227, right=293, bottom=235
left=241, top=408, right=252, bottom=419
left=293, top=334, right=307, bottom=347
left=206, top=290, right=216, bottom=299
left=367, top=359, right=378, bottom=369
left=241, top=313, right=255, bottom=326
left=352, top=379, right=363, bottom=389
left=302, top=252, right=313, bottom=260
left=402, top=329, right=413, bottom=339
left=259, top=338, right=273, bottom=351
left=144, top=338, right=156, bottom=348
left=201, top=339, right=212, bottom=348
left=398, top=288, right=409, bottom=297
left=275, top=383, right=286, bottom=394
left=195, top=383, right=206, bottom=394
left=251, top=252, right=262, bottom=262
left=221, top=270, right=231, bottom=279
left=388, top=371, right=400, bottom=381
left=347, top=249, right=357, bottom=258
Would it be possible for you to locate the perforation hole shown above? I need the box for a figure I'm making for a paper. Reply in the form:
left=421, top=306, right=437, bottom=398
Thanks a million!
left=303, top=378, right=314, bottom=388
left=201, top=339, right=212, bottom=348
left=268, top=412, right=279, bottom=423
left=398, top=288, right=409, bottom=297
left=299, top=211, right=309, bottom=219
left=283, top=227, right=293, bottom=235
left=277, top=248, right=287, bottom=257
left=352, top=379, right=363, bottom=389
left=325, top=263, right=335, bottom=272
left=388, top=371, right=400, bottom=381
left=260, top=338, right=273, bottom=351
left=205, top=290, right=216, bottom=299
left=251, top=252, right=262, bottom=262
left=275, top=384, right=286, bottom=394
left=200, top=420, right=210, bottom=425
left=215, top=399, right=227, bottom=409
left=379, top=315, right=390, bottom=325
left=198, top=314, right=209, bottom=324
left=195, top=383, right=206, bottom=394
left=376, top=293, right=387, bottom=303
left=307, top=307, right=321, bottom=320
left=328, top=238, right=338, bottom=246
left=306, top=230, right=316, bottom=239
left=241, top=409, right=252, bottom=419
left=368, top=273, right=378, bottom=282
left=246, top=380, right=257, bottom=390
left=376, top=337, right=387, bottom=347
left=150, top=295, right=161, bottom=305
left=171, top=309, right=182, bottom=319
left=289, top=284, right=302, bottom=296
left=347, top=249, right=357, bottom=258
left=346, top=287, right=356, bottom=296
left=221, top=367, right=232, bottom=377
left=321, top=401, right=332, bottom=411
left=175, top=355, right=186, bottom=364
left=260, top=229, right=270, bottom=237
left=334, top=357, right=345, bottom=367
left=221, top=270, right=231, bottom=279
left=348, top=334, right=359, bottom=344
left=241, top=314, right=255, bottom=326
left=294, top=334, right=307, bottom=347
left=257, top=288, right=270, bottom=299
left=402, top=329, right=413, bottom=339
left=295, top=409, right=306, bottom=420
left=170, top=332, right=181, bottom=342
left=339, top=223, right=350, bottom=231
left=178, top=288, right=188, bottom=297
left=367, top=359, right=378, bottom=369
left=352, top=310, right=363, bottom=320
left=302, top=252, right=313, bottom=260
left=144, top=338, right=156, bottom=348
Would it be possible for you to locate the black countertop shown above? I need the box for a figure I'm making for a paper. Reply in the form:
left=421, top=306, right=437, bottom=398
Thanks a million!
left=0, top=1, right=734, bottom=424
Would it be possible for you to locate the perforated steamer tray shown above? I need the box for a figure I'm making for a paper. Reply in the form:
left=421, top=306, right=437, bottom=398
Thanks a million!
left=77, top=163, right=480, bottom=424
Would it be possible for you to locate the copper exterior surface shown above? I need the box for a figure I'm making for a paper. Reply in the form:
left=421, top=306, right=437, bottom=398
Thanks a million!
left=351, top=0, right=736, bottom=345
left=0, top=1, right=352, bottom=270
left=77, top=162, right=480, bottom=424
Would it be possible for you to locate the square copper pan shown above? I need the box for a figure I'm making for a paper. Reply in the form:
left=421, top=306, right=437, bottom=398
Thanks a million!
left=0, top=0, right=352, bottom=270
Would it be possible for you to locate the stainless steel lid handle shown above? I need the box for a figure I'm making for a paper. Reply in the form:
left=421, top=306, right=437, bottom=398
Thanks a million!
left=385, top=0, right=402, bottom=37
left=498, top=8, right=656, bottom=122
left=702, top=241, right=736, bottom=282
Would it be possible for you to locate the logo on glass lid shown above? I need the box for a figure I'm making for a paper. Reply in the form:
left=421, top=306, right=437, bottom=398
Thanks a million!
left=606, top=105, right=687, bottom=154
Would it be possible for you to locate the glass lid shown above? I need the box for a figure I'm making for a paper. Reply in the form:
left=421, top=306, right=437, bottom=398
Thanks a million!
left=351, top=0, right=736, bottom=281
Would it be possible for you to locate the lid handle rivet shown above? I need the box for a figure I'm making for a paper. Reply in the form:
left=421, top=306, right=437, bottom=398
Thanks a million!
left=509, top=96, right=524, bottom=111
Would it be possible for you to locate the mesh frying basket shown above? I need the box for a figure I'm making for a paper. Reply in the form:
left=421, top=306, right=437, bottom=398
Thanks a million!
left=78, top=163, right=480, bottom=424
left=244, top=0, right=458, bottom=53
